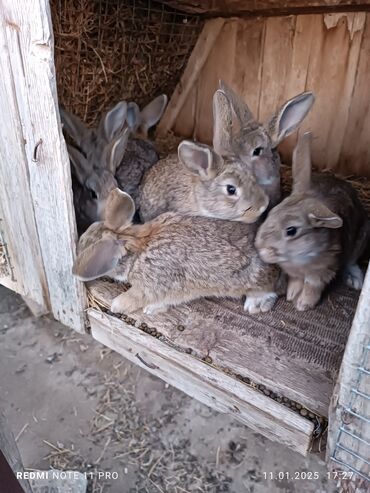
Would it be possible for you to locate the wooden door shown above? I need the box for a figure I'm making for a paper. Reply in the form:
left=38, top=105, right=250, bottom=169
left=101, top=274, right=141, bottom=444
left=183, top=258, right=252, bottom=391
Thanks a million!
left=0, top=0, right=86, bottom=332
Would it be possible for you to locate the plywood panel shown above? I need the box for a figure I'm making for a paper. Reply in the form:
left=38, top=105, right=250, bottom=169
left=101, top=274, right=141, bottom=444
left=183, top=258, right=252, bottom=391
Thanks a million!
left=167, top=13, right=370, bottom=177
left=339, top=13, right=370, bottom=176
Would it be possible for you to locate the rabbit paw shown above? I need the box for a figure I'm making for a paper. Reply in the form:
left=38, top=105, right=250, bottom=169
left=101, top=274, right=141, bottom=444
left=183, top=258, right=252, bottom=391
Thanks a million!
left=143, top=303, right=168, bottom=315
left=294, top=293, right=317, bottom=311
left=111, top=290, right=144, bottom=314
left=345, top=264, right=364, bottom=291
left=287, top=278, right=304, bottom=301
left=244, top=292, right=277, bottom=314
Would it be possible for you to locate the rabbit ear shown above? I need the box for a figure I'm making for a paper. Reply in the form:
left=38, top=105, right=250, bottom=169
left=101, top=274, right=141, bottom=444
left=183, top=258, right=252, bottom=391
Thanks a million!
left=104, top=188, right=135, bottom=231
left=213, top=89, right=233, bottom=155
left=308, top=203, right=343, bottom=229
left=103, top=127, right=130, bottom=174
left=66, top=143, right=91, bottom=185
left=60, top=107, right=90, bottom=147
left=138, top=95, right=168, bottom=137
left=178, top=140, right=216, bottom=179
left=266, top=92, right=315, bottom=147
left=292, top=132, right=312, bottom=193
left=219, top=80, right=254, bottom=126
left=127, top=102, right=141, bottom=131
left=100, top=101, right=128, bottom=141
left=72, top=237, right=121, bottom=281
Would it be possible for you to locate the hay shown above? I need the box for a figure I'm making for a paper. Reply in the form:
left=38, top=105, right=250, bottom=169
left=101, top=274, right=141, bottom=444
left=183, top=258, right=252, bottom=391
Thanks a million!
left=51, top=0, right=202, bottom=127
left=281, top=164, right=370, bottom=215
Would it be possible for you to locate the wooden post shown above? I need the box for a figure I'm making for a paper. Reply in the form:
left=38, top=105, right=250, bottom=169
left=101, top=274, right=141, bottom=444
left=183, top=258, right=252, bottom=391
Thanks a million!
left=0, top=411, right=33, bottom=493
left=327, top=265, right=370, bottom=490
left=0, top=0, right=86, bottom=331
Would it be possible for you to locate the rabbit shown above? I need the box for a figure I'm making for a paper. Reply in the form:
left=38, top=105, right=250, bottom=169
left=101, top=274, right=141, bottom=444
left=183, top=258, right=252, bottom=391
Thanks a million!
left=213, top=81, right=315, bottom=207
left=139, top=140, right=269, bottom=223
left=138, top=86, right=314, bottom=222
left=73, top=188, right=283, bottom=315
left=60, top=95, right=167, bottom=233
left=255, top=132, right=369, bottom=311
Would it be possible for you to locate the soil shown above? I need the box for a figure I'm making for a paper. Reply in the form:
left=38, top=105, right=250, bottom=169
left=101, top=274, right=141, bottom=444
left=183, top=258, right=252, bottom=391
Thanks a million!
left=0, top=285, right=338, bottom=493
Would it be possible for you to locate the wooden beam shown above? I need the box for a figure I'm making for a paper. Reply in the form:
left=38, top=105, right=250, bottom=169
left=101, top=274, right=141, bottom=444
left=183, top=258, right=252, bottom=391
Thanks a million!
left=157, top=18, right=225, bottom=136
left=327, top=265, right=370, bottom=485
left=0, top=0, right=87, bottom=331
left=0, top=411, right=33, bottom=493
left=89, top=308, right=314, bottom=456
left=161, top=1, right=370, bottom=17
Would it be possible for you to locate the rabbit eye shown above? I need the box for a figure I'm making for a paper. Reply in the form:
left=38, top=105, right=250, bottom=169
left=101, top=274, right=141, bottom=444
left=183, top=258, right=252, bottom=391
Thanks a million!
left=286, top=226, right=297, bottom=237
left=226, top=185, right=237, bottom=196
left=253, top=146, right=263, bottom=157
left=88, top=189, right=98, bottom=200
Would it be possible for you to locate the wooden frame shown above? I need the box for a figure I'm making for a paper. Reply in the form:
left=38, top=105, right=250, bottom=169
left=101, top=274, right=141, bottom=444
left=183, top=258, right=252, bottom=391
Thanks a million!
left=0, top=0, right=86, bottom=332
left=89, top=308, right=314, bottom=455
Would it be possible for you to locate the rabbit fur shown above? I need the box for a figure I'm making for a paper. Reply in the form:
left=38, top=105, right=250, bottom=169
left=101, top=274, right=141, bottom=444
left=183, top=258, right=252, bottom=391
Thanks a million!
left=213, top=81, right=315, bottom=207
left=139, top=140, right=269, bottom=223
left=73, top=189, right=283, bottom=315
left=255, top=132, right=369, bottom=311
left=138, top=84, right=314, bottom=222
left=60, top=95, right=167, bottom=234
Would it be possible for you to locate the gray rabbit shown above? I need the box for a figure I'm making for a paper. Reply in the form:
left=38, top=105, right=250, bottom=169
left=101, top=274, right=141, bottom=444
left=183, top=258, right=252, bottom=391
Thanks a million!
left=138, top=85, right=314, bottom=223
left=60, top=95, right=167, bottom=234
left=73, top=188, right=282, bottom=315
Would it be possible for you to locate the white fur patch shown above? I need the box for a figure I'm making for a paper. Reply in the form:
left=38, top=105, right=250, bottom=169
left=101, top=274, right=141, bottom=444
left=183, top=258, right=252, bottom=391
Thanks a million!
left=244, top=292, right=278, bottom=314
left=345, top=264, right=364, bottom=291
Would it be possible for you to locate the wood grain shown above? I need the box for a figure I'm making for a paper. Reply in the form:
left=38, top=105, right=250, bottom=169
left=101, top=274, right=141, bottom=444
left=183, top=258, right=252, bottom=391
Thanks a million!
left=161, top=1, right=370, bottom=16
left=1, top=0, right=86, bottom=331
left=0, top=410, right=33, bottom=493
left=0, top=11, right=48, bottom=308
left=88, top=279, right=356, bottom=417
left=89, top=308, right=314, bottom=456
left=165, top=13, right=370, bottom=176
left=327, top=266, right=370, bottom=485
left=157, top=18, right=225, bottom=136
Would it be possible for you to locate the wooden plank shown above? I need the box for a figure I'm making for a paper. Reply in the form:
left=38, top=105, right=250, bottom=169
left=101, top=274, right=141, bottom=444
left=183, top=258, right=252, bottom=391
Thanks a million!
left=278, top=14, right=314, bottom=162
left=1, top=0, right=86, bottom=331
left=161, top=1, right=370, bottom=16
left=157, top=18, right=225, bottom=137
left=324, top=13, right=365, bottom=170
left=193, top=20, right=238, bottom=142
left=88, top=279, right=355, bottom=417
left=258, top=16, right=296, bottom=122
left=0, top=16, right=48, bottom=308
left=327, top=265, right=370, bottom=485
left=235, top=17, right=266, bottom=120
left=89, top=308, right=314, bottom=456
left=0, top=410, right=33, bottom=493
left=339, top=13, right=370, bottom=177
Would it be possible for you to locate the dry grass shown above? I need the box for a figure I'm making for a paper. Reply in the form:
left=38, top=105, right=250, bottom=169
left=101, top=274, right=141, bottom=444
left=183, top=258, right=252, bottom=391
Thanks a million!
left=51, top=0, right=202, bottom=127
left=281, top=164, right=370, bottom=215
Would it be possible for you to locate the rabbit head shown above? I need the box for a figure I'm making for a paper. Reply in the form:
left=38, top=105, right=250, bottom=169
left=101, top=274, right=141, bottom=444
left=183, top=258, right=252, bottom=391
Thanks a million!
left=126, top=95, right=168, bottom=139
left=178, top=140, right=269, bottom=223
left=60, top=103, right=131, bottom=230
left=255, top=133, right=343, bottom=266
left=213, top=82, right=315, bottom=205
left=73, top=188, right=136, bottom=281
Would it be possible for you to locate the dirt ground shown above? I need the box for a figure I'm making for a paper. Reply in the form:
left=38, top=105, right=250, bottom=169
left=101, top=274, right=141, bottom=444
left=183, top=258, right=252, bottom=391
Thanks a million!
left=0, top=285, right=338, bottom=493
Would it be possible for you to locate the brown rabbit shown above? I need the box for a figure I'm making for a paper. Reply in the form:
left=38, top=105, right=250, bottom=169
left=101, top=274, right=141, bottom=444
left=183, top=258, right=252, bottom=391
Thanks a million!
left=73, top=189, right=282, bottom=315
left=139, top=140, right=269, bottom=223
left=60, top=95, right=167, bottom=233
left=255, top=132, right=369, bottom=311
left=213, top=82, right=315, bottom=207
